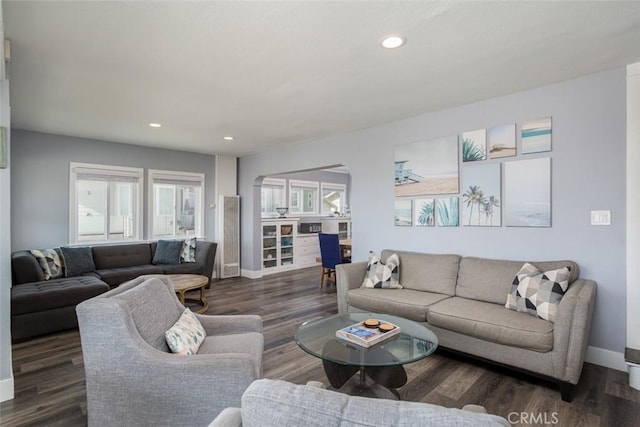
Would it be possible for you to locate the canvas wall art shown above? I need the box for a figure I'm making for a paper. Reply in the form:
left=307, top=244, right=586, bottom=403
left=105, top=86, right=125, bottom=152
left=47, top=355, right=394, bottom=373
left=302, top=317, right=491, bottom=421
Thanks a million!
left=395, top=136, right=459, bottom=197
left=522, top=117, right=552, bottom=154
left=436, top=197, right=459, bottom=227
left=461, top=163, right=501, bottom=226
left=394, top=199, right=412, bottom=226
left=413, top=199, right=435, bottom=226
left=461, top=129, right=487, bottom=162
left=489, top=124, right=516, bottom=159
left=504, top=157, right=551, bottom=227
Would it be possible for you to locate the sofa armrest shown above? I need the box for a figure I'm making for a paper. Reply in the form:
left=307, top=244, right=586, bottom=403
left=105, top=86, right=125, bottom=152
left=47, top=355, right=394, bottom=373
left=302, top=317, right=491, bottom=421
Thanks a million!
left=11, top=251, right=45, bottom=285
left=552, top=278, right=597, bottom=384
left=196, top=241, right=217, bottom=285
left=197, top=314, right=263, bottom=335
left=208, top=407, right=242, bottom=427
left=336, top=261, right=367, bottom=314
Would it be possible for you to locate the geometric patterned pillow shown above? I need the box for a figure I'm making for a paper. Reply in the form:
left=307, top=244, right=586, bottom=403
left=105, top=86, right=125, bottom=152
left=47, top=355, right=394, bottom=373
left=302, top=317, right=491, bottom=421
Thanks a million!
left=361, top=251, right=402, bottom=289
left=505, top=262, right=571, bottom=323
left=180, top=237, right=197, bottom=263
left=29, top=248, right=64, bottom=280
left=165, top=308, right=206, bottom=355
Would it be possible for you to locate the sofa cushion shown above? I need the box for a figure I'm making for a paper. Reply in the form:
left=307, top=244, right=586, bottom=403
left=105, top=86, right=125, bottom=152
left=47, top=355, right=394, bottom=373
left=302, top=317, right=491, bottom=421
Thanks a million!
left=456, top=257, right=579, bottom=305
left=29, top=248, right=64, bottom=280
left=165, top=308, right=206, bottom=355
left=199, top=332, right=264, bottom=378
left=381, top=250, right=460, bottom=296
left=153, top=240, right=183, bottom=264
left=96, top=265, right=164, bottom=288
left=92, top=243, right=153, bottom=269
left=505, top=263, right=571, bottom=322
left=11, top=276, right=109, bottom=315
left=361, top=252, right=402, bottom=289
left=239, top=379, right=509, bottom=427
left=427, top=297, right=553, bottom=352
left=348, top=288, right=451, bottom=322
left=59, top=246, right=96, bottom=277
left=159, top=263, right=203, bottom=276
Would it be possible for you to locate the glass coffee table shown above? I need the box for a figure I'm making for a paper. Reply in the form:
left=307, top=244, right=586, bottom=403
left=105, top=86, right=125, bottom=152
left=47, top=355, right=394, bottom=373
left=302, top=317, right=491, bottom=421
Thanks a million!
left=294, top=313, right=438, bottom=399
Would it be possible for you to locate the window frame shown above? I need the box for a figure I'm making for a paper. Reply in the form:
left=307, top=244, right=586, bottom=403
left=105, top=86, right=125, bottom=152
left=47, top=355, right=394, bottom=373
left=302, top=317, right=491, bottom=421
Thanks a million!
left=320, top=182, right=347, bottom=215
left=147, top=169, right=205, bottom=239
left=261, top=177, right=287, bottom=217
left=289, top=179, right=319, bottom=215
left=69, top=162, right=144, bottom=244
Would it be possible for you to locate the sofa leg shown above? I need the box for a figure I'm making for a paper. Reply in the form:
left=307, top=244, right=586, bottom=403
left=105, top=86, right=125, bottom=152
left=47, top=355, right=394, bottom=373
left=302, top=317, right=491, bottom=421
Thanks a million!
left=559, top=382, right=574, bottom=402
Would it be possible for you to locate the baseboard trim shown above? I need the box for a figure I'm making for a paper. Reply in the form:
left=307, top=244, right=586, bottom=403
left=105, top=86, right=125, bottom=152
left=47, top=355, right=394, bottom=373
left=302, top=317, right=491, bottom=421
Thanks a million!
left=585, top=346, right=627, bottom=372
left=0, top=376, right=14, bottom=402
left=240, top=269, right=262, bottom=279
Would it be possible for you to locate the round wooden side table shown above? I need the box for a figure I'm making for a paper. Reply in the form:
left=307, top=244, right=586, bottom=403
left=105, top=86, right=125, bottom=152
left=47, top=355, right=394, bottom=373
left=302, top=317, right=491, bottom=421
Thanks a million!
left=168, top=274, right=209, bottom=314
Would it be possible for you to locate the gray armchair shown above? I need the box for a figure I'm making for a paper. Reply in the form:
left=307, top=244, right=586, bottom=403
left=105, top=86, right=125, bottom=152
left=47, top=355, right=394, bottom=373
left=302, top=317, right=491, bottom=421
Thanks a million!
left=76, top=275, right=263, bottom=427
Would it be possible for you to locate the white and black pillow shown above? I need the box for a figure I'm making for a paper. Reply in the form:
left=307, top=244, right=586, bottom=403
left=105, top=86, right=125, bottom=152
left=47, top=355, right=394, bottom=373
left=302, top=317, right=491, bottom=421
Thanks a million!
left=505, top=262, right=571, bottom=322
left=180, top=237, right=197, bottom=263
left=361, top=251, right=402, bottom=289
left=30, top=248, right=64, bottom=280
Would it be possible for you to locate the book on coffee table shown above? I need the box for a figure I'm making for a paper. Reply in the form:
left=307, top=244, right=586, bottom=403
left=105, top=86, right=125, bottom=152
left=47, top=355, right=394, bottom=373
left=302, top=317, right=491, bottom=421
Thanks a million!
left=335, top=319, right=401, bottom=348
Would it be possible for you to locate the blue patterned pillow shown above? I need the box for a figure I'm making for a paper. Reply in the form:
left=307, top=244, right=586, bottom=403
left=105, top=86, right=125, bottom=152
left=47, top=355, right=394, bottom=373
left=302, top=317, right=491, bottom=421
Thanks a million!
left=153, top=240, right=183, bottom=264
left=165, top=309, right=206, bottom=355
left=58, top=246, right=96, bottom=277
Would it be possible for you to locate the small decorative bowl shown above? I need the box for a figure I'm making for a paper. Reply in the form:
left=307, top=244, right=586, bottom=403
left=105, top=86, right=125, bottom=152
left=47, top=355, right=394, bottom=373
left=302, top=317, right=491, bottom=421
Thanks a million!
left=276, top=207, right=289, bottom=218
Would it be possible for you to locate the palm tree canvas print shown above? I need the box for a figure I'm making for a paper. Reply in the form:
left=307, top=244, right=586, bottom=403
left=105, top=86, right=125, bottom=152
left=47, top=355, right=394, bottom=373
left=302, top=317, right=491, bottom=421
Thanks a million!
left=413, top=199, right=435, bottom=226
left=489, top=124, right=516, bottom=159
left=436, top=197, right=459, bottom=227
left=504, top=158, right=551, bottom=227
left=395, top=136, right=459, bottom=196
left=462, top=163, right=501, bottom=226
left=461, top=129, right=487, bottom=162
left=522, top=117, right=552, bottom=154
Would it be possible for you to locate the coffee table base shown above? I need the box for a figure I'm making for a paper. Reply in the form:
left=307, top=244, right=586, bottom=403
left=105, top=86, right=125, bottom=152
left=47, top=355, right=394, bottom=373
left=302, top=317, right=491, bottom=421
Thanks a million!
left=331, top=372, right=400, bottom=400
left=323, top=359, right=407, bottom=400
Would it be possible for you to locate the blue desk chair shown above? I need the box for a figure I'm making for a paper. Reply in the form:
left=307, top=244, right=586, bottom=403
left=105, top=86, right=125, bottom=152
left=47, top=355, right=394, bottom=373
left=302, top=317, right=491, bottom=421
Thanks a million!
left=318, top=233, right=350, bottom=288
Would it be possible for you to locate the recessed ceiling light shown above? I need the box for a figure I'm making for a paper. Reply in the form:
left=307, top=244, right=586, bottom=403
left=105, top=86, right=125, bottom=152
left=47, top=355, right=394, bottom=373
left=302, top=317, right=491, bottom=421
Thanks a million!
left=223, top=136, right=234, bottom=141
left=149, top=123, right=162, bottom=128
left=381, top=34, right=406, bottom=49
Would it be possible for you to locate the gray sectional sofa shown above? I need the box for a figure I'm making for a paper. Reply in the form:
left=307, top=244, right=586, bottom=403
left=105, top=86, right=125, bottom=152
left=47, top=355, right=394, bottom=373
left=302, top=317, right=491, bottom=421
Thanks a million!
left=10, top=240, right=216, bottom=341
left=336, top=250, right=597, bottom=401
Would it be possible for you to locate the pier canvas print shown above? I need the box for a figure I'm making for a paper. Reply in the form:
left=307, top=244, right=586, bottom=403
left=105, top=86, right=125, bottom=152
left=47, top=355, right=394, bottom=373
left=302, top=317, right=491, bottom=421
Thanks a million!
left=462, top=163, right=501, bottom=226
left=489, top=124, right=516, bottom=159
left=504, top=157, right=551, bottom=227
left=394, top=199, right=412, bottom=226
left=395, top=136, right=459, bottom=196
left=461, top=129, right=487, bottom=162
left=522, top=117, right=552, bottom=154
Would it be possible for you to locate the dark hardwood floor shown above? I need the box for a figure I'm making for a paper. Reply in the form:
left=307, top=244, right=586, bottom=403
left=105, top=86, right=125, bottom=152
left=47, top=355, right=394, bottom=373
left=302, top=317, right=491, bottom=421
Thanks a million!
left=1, top=266, right=639, bottom=426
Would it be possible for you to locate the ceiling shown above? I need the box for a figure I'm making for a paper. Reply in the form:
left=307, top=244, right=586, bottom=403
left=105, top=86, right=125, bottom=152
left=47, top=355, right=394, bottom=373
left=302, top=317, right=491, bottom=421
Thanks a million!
left=3, top=1, right=640, bottom=156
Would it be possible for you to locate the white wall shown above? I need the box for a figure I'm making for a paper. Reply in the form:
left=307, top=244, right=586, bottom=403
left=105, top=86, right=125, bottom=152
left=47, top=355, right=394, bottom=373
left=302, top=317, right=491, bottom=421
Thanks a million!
left=239, top=68, right=627, bottom=358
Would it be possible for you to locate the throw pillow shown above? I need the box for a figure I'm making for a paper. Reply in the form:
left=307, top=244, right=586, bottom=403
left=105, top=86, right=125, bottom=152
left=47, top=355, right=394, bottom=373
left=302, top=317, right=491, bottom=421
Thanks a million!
left=180, top=237, right=197, bottom=263
left=153, top=240, right=183, bottom=265
left=361, top=251, right=402, bottom=289
left=30, top=248, right=64, bottom=280
left=58, top=246, right=96, bottom=277
left=165, top=308, right=206, bottom=355
left=505, top=262, right=571, bottom=323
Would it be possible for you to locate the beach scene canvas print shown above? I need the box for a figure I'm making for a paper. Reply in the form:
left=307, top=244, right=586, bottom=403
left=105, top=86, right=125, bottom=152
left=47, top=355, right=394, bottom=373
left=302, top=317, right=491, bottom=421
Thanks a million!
left=413, top=199, right=435, bottom=226
left=462, top=163, right=501, bottom=226
left=394, top=199, right=412, bottom=226
left=436, top=197, right=459, bottom=227
left=504, top=157, right=551, bottom=227
left=489, top=124, right=516, bottom=159
left=395, top=136, right=459, bottom=197
left=461, top=129, right=487, bottom=162
left=522, top=117, right=552, bottom=154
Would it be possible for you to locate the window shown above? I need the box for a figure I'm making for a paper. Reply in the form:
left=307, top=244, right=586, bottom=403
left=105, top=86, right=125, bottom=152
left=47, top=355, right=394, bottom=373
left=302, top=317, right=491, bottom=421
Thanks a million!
left=148, top=169, right=204, bottom=238
left=289, top=180, right=319, bottom=215
left=261, top=178, right=286, bottom=217
left=69, top=162, right=143, bottom=244
left=321, top=182, right=347, bottom=215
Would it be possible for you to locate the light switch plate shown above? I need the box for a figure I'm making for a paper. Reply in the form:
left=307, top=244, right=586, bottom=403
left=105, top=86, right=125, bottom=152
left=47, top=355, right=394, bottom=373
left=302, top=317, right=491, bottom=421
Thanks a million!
left=591, top=210, right=611, bottom=226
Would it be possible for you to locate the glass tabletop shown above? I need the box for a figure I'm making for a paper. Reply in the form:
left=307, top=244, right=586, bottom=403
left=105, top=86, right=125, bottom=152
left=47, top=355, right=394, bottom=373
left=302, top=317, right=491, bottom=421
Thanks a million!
left=294, top=313, right=438, bottom=368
